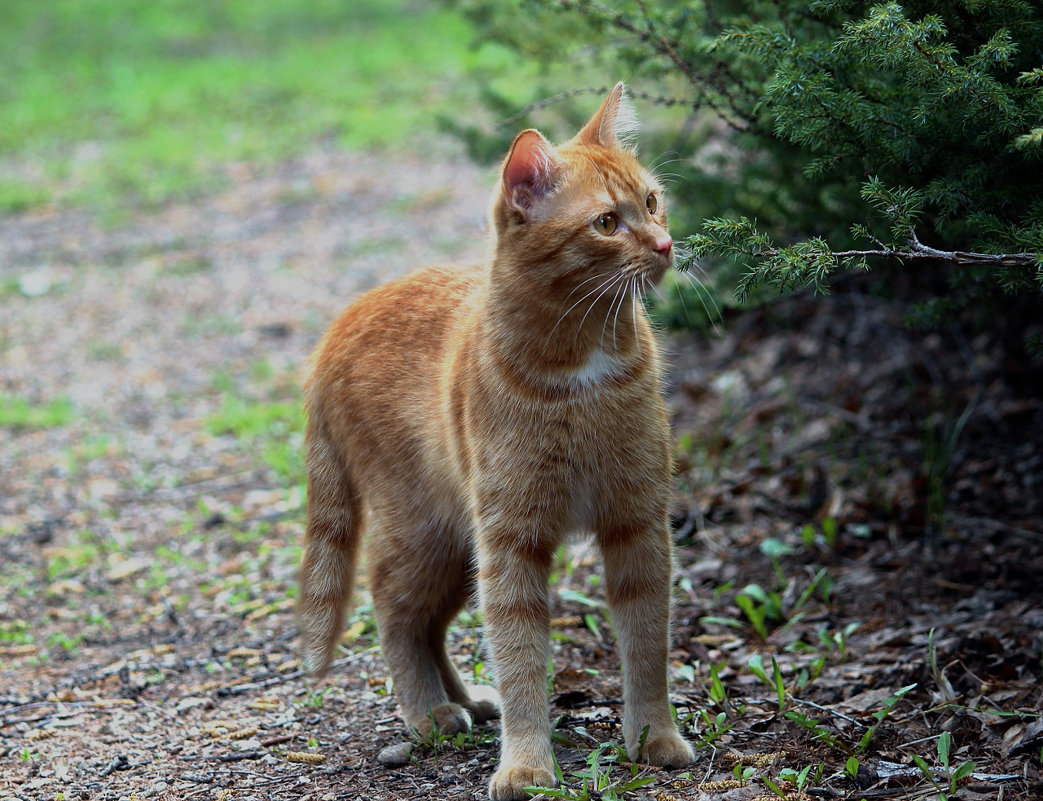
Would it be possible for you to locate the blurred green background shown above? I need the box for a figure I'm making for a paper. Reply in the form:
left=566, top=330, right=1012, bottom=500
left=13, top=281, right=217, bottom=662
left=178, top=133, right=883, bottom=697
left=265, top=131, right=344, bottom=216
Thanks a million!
left=0, top=0, right=536, bottom=213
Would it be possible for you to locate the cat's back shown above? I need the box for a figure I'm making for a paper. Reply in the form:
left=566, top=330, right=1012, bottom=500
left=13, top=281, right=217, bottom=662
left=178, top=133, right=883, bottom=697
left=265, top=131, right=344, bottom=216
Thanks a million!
left=306, top=263, right=482, bottom=418
left=311, top=263, right=479, bottom=371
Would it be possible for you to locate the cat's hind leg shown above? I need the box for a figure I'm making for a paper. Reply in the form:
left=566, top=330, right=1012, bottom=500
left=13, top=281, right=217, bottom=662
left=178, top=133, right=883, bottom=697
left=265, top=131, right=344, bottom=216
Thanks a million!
left=367, top=514, right=491, bottom=737
left=432, top=630, right=500, bottom=725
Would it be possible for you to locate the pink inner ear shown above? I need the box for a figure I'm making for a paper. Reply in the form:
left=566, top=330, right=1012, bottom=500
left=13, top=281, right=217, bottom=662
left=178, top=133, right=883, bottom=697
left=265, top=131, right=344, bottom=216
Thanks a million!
left=503, top=130, right=553, bottom=198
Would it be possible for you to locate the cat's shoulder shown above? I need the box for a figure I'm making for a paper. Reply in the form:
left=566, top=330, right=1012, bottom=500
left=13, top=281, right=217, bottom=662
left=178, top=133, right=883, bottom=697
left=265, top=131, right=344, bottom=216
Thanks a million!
left=361, top=263, right=483, bottom=304
left=341, top=263, right=480, bottom=312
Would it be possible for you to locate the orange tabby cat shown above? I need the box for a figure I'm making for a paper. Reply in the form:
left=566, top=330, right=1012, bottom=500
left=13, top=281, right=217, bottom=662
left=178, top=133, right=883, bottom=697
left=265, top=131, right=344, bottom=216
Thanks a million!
left=298, top=82, right=694, bottom=800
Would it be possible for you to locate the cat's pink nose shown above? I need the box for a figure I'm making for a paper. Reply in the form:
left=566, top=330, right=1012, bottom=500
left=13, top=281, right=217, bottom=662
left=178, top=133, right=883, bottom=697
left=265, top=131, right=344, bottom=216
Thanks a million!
left=655, top=236, right=673, bottom=257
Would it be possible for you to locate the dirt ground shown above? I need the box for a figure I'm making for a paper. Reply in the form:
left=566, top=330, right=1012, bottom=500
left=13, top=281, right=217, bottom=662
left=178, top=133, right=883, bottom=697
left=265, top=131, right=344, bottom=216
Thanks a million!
left=1, top=144, right=1042, bottom=801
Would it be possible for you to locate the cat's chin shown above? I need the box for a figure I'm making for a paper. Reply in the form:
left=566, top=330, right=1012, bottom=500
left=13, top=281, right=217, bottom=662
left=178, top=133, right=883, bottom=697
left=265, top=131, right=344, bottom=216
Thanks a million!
left=646, top=260, right=672, bottom=285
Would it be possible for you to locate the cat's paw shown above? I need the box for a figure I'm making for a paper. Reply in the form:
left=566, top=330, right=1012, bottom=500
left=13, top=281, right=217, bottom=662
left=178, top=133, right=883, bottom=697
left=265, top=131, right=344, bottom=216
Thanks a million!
left=463, top=697, right=500, bottom=723
left=638, top=733, right=695, bottom=768
left=409, top=703, right=472, bottom=737
left=488, top=763, right=556, bottom=801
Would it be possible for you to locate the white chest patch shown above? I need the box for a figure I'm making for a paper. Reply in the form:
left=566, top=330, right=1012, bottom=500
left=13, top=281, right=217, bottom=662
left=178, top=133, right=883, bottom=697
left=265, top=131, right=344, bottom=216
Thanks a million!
left=563, top=348, right=621, bottom=389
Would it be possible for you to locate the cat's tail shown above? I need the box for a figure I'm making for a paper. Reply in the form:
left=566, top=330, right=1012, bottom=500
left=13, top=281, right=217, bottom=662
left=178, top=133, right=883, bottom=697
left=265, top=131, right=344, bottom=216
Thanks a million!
left=297, top=417, right=362, bottom=676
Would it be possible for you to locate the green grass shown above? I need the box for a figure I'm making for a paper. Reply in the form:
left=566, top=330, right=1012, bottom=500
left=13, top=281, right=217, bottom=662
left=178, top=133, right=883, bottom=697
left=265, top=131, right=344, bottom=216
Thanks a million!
left=1, top=0, right=519, bottom=211
left=0, top=178, right=51, bottom=213
left=204, top=382, right=306, bottom=488
left=0, top=393, right=74, bottom=428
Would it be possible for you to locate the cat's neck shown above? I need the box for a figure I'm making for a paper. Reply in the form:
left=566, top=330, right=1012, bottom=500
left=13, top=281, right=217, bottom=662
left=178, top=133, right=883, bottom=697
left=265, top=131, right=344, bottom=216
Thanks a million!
left=481, top=250, right=650, bottom=385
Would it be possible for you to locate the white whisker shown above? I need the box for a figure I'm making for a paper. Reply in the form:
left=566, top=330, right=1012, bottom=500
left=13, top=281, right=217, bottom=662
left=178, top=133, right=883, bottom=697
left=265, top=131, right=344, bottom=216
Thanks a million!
left=601, top=277, right=629, bottom=350
left=648, top=152, right=683, bottom=173
left=676, top=268, right=723, bottom=333
left=576, top=273, right=626, bottom=346
left=631, top=281, right=640, bottom=345
left=673, top=270, right=692, bottom=321
left=638, top=280, right=653, bottom=317
left=610, top=275, right=634, bottom=350
left=562, top=272, right=613, bottom=304
left=652, top=171, right=684, bottom=185
left=550, top=272, right=621, bottom=338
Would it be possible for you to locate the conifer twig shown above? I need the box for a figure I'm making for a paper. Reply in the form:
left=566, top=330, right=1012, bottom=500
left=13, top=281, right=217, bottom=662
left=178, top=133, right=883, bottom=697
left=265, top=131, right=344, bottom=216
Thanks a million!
left=753, top=232, right=1037, bottom=269
left=828, top=231, right=1037, bottom=268
left=546, top=0, right=756, bottom=130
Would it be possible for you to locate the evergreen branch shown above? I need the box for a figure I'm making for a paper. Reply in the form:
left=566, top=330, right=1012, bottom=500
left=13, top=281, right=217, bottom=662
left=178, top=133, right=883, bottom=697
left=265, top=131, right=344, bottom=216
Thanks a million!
left=740, top=236, right=1037, bottom=269
left=545, top=0, right=757, bottom=130
left=633, top=0, right=753, bottom=124
left=842, top=228, right=1035, bottom=268
left=830, top=238, right=1038, bottom=268
left=685, top=218, right=1039, bottom=304
left=910, top=38, right=947, bottom=73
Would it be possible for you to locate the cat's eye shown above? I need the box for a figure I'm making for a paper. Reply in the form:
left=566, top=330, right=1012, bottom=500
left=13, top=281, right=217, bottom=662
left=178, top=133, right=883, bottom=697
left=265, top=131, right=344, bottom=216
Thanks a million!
left=593, top=213, right=618, bottom=235
left=646, top=193, right=658, bottom=215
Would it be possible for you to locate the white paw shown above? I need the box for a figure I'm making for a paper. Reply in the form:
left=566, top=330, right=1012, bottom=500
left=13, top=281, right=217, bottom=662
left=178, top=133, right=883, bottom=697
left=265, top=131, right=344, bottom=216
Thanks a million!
left=488, top=763, right=556, bottom=801
left=638, top=733, right=695, bottom=768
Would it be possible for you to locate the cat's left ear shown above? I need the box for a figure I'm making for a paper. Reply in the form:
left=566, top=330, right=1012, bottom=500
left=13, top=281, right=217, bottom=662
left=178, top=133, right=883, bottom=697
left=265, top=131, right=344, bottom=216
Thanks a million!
left=574, top=81, right=639, bottom=149
left=501, top=128, right=561, bottom=220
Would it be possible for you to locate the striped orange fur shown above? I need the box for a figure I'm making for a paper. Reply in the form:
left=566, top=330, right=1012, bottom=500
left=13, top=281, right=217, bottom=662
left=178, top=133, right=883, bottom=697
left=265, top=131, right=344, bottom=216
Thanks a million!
left=298, top=83, right=694, bottom=800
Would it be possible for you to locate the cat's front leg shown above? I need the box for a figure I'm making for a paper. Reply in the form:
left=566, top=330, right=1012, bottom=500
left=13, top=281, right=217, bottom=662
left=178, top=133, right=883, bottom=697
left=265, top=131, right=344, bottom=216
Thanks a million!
left=477, top=533, right=556, bottom=801
left=600, top=524, right=695, bottom=768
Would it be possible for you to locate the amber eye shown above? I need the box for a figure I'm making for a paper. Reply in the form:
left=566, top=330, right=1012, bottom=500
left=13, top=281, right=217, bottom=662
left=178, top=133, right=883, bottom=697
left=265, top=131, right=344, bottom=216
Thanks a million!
left=593, top=213, right=618, bottom=235
left=646, top=193, right=658, bottom=215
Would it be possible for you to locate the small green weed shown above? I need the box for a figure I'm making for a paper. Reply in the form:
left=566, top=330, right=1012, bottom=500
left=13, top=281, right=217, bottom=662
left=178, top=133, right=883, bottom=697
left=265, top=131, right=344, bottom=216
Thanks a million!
left=296, top=688, right=328, bottom=710
left=922, top=400, right=975, bottom=532
left=733, top=762, right=756, bottom=785
left=844, top=755, right=861, bottom=781
left=792, top=655, right=827, bottom=692
left=692, top=709, right=734, bottom=748
left=702, top=569, right=830, bottom=641
left=777, top=763, right=816, bottom=794
left=412, top=714, right=498, bottom=754
left=911, top=731, right=976, bottom=800
left=747, top=654, right=787, bottom=714
left=205, top=394, right=302, bottom=440
left=557, top=587, right=610, bottom=640
left=759, top=775, right=787, bottom=799
left=0, top=620, right=33, bottom=645
left=927, top=627, right=957, bottom=703
left=857, top=683, right=917, bottom=753
left=64, top=433, right=116, bottom=474
left=784, top=709, right=850, bottom=755
left=800, top=517, right=840, bottom=551
left=17, top=747, right=40, bottom=763
left=526, top=742, right=656, bottom=800
left=814, top=621, right=860, bottom=658
left=0, top=393, right=74, bottom=428
left=707, top=661, right=731, bottom=712
left=46, top=541, right=100, bottom=582
left=45, top=631, right=83, bottom=655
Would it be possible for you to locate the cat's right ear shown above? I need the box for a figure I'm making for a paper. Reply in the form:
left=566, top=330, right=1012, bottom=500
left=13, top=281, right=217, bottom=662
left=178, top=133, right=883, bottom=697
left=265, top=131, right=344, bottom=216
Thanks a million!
left=501, top=129, right=560, bottom=221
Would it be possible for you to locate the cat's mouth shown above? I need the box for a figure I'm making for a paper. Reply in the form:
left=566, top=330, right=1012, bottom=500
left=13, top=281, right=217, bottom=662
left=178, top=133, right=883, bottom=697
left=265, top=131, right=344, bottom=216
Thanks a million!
left=644, top=256, right=672, bottom=284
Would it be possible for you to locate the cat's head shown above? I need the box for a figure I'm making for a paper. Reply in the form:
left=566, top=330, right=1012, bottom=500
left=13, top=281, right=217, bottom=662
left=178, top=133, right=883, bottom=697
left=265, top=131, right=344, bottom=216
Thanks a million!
left=491, top=82, right=672, bottom=296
